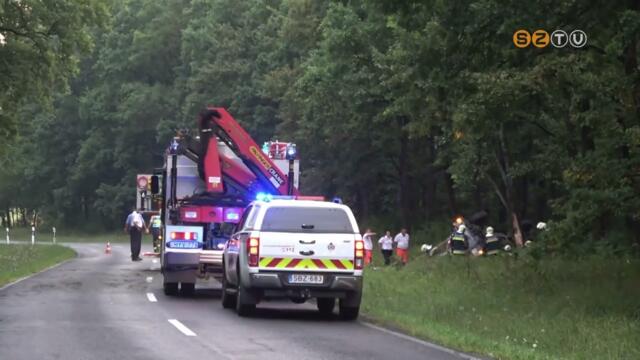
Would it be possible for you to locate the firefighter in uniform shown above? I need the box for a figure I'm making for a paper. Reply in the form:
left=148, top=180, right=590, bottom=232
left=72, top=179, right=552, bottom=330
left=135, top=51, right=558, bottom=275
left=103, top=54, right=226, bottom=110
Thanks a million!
left=150, top=215, right=162, bottom=253
left=449, top=224, right=469, bottom=255
left=484, top=226, right=501, bottom=255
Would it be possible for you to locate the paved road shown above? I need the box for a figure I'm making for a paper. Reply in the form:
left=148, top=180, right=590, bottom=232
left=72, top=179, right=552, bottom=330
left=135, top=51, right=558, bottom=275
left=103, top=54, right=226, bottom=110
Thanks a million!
left=0, top=243, right=477, bottom=360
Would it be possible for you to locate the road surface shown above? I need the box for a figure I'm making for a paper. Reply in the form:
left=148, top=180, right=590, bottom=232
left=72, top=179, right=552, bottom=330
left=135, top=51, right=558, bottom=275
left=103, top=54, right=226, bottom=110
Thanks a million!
left=0, top=243, right=478, bottom=360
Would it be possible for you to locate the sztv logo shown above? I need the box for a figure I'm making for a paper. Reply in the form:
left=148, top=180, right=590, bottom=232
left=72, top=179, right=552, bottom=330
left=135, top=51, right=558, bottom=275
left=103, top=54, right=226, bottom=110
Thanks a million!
left=513, top=29, right=587, bottom=49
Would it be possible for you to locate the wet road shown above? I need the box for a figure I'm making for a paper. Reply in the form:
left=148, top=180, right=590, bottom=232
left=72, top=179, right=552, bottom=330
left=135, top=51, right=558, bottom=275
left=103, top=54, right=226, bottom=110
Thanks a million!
left=0, top=243, right=478, bottom=360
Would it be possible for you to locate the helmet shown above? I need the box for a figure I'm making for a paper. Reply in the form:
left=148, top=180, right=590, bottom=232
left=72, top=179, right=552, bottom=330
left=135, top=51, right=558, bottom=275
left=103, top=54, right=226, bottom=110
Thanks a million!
left=486, top=226, right=494, bottom=236
left=458, top=224, right=466, bottom=233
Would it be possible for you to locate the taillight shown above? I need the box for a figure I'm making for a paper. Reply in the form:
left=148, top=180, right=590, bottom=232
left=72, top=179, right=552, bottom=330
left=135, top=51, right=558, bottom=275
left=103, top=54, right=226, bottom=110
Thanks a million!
left=354, top=239, right=364, bottom=270
left=247, top=237, right=260, bottom=267
left=170, top=231, right=198, bottom=240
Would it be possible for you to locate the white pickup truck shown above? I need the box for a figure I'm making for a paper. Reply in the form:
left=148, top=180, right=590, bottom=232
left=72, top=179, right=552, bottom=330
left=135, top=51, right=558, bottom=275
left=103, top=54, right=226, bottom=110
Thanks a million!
left=221, top=198, right=364, bottom=319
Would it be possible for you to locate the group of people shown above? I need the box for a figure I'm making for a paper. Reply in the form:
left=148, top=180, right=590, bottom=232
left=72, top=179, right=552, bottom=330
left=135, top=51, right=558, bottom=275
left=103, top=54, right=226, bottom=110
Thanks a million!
left=448, top=221, right=502, bottom=256
left=124, top=208, right=162, bottom=261
left=361, top=228, right=411, bottom=266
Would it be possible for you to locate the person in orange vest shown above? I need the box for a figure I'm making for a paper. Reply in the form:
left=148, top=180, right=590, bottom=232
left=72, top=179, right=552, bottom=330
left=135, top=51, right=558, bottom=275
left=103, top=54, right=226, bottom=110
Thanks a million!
left=394, top=228, right=410, bottom=265
left=362, top=228, right=376, bottom=265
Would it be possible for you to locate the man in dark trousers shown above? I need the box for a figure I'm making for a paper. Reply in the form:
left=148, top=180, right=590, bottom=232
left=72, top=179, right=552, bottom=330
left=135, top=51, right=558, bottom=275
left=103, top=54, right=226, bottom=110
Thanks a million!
left=124, top=207, right=146, bottom=261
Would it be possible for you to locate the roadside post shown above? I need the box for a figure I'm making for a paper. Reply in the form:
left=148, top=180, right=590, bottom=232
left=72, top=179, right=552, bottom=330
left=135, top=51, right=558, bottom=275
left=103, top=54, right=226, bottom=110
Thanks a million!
left=31, top=226, right=35, bottom=245
left=5, top=227, right=9, bottom=244
left=53, top=227, right=56, bottom=244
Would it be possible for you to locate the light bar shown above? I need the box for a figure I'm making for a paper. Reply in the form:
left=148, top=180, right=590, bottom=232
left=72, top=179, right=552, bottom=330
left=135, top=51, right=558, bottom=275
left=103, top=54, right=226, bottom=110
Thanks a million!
left=255, top=193, right=325, bottom=202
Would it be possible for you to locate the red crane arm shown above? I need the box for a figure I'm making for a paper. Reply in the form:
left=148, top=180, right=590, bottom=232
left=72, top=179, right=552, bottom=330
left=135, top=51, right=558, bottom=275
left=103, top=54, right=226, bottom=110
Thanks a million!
left=200, top=107, right=298, bottom=196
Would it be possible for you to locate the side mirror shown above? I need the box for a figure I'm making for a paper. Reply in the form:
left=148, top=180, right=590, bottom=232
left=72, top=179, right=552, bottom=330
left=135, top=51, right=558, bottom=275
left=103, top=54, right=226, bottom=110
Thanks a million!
left=151, top=175, right=160, bottom=194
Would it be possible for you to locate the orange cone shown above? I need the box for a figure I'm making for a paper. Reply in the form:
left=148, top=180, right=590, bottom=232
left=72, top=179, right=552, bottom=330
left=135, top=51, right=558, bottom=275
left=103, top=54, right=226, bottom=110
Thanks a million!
left=105, top=242, right=112, bottom=254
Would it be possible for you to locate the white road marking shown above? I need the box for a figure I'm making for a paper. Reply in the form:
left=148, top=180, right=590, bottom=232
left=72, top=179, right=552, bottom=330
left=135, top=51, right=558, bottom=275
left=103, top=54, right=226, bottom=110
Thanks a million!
left=168, top=319, right=196, bottom=337
left=152, top=259, right=158, bottom=263
left=146, top=292, right=157, bottom=302
left=360, top=322, right=483, bottom=360
left=146, top=276, right=153, bottom=283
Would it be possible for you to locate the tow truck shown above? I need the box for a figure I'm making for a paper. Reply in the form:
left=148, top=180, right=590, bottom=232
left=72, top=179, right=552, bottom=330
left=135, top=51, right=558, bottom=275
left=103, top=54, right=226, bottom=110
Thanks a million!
left=150, top=107, right=300, bottom=296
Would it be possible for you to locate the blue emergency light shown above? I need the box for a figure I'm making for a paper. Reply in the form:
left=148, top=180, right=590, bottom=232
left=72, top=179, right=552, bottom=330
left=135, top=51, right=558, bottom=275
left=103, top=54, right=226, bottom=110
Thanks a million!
left=285, top=143, right=297, bottom=160
left=255, top=192, right=273, bottom=202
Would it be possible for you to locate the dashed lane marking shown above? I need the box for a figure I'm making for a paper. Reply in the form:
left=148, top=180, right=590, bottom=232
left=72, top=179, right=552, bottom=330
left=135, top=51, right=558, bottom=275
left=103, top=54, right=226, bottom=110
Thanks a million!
left=146, top=292, right=157, bottom=302
left=168, top=319, right=196, bottom=337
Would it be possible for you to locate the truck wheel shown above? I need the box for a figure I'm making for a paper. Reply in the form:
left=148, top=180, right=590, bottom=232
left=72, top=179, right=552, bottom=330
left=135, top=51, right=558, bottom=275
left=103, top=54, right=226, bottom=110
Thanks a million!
left=317, top=298, right=335, bottom=316
left=221, top=274, right=237, bottom=309
left=339, top=298, right=360, bottom=321
left=180, top=282, right=195, bottom=296
left=163, top=281, right=178, bottom=296
left=235, top=283, right=256, bottom=317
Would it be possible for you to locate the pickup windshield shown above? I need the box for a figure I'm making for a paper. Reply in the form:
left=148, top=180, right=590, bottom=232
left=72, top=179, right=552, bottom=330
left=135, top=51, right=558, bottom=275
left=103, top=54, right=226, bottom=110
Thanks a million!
left=261, top=207, right=355, bottom=233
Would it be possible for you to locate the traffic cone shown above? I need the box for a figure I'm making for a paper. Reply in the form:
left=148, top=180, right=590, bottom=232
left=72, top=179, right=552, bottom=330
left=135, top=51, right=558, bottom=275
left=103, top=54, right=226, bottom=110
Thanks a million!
left=105, top=242, right=112, bottom=255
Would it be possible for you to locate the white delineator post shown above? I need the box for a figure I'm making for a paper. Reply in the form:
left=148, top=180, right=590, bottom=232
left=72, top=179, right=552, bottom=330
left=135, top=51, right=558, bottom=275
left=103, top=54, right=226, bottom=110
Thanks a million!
left=5, top=227, right=9, bottom=244
left=31, top=226, right=35, bottom=245
left=52, top=227, right=56, bottom=244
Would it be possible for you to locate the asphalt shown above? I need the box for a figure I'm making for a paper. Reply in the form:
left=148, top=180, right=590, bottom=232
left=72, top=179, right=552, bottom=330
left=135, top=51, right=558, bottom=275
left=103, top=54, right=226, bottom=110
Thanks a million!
left=0, top=243, right=478, bottom=360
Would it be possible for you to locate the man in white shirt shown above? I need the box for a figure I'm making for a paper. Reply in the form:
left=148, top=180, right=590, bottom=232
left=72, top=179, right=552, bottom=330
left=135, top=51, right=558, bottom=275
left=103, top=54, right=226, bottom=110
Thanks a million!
left=124, top=208, right=146, bottom=261
left=362, top=228, right=376, bottom=265
left=394, top=228, right=410, bottom=265
left=378, top=231, right=394, bottom=265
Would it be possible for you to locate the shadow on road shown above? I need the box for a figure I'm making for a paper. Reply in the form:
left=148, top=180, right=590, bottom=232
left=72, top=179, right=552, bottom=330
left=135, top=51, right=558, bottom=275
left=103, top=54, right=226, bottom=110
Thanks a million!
left=249, top=305, right=342, bottom=322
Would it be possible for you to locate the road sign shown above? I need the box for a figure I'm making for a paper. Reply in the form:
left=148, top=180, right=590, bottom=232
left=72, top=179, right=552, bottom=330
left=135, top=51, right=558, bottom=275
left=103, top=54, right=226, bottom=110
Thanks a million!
left=137, top=175, right=150, bottom=190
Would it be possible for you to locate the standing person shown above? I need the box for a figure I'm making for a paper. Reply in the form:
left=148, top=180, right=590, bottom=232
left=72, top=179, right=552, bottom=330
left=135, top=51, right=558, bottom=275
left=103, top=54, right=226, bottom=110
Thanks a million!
left=149, top=214, right=162, bottom=253
left=378, top=231, right=393, bottom=265
left=448, top=224, right=469, bottom=255
left=394, top=228, right=410, bottom=265
left=483, top=226, right=504, bottom=255
left=362, top=228, right=376, bottom=265
left=124, top=208, right=145, bottom=261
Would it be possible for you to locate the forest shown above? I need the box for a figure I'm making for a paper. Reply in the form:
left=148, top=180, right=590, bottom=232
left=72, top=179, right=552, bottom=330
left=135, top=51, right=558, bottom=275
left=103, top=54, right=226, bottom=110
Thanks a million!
left=1, top=0, right=639, bottom=253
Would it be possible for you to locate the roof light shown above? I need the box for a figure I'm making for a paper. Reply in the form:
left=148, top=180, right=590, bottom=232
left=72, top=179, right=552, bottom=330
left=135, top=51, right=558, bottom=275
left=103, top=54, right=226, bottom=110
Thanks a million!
left=256, top=192, right=273, bottom=202
left=332, top=197, right=343, bottom=204
left=285, top=143, right=297, bottom=160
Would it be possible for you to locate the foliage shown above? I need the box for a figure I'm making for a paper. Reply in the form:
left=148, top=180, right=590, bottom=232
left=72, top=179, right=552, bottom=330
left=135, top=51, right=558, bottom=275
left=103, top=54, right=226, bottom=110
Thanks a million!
left=0, top=0, right=638, bottom=251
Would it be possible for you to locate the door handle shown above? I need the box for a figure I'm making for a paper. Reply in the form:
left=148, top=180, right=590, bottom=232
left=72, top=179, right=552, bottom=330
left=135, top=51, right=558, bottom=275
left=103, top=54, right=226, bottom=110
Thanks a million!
left=299, top=240, right=316, bottom=245
left=299, top=250, right=315, bottom=256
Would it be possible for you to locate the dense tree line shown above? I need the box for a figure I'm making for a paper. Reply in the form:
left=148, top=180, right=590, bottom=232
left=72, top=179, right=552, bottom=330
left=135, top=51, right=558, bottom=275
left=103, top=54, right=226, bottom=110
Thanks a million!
left=0, top=0, right=638, bottom=252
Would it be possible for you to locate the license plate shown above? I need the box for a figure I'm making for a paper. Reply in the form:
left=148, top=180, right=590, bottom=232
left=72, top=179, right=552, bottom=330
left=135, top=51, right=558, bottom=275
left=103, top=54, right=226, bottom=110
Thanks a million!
left=288, top=274, right=324, bottom=284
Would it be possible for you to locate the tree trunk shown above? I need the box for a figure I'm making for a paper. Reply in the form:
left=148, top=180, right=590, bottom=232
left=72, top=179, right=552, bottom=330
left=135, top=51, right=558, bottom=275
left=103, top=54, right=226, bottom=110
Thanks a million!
left=4, top=209, right=10, bottom=228
left=398, top=129, right=410, bottom=227
left=444, top=171, right=458, bottom=215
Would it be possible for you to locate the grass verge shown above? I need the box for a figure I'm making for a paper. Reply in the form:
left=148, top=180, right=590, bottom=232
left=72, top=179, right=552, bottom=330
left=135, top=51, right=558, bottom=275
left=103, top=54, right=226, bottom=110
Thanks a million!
left=0, top=244, right=76, bottom=287
left=362, top=249, right=640, bottom=360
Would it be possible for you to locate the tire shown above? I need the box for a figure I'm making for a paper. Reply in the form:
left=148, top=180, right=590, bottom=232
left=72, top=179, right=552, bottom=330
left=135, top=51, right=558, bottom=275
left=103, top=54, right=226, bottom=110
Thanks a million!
left=163, top=281, right=178, bottom=296
left=235, top=283, right=256, bottom=317
left=339, top=305, right=360, bottom=320
left=221, top=273, right=237, bottom=309
left=317, top=298, right=336, bottom=316
left=180, top=282, right=195, bottom=296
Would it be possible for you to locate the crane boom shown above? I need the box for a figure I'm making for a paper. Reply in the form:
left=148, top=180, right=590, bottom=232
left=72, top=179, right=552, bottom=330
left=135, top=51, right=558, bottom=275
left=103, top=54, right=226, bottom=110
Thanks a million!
left=199, top=107, right=298, bottom=196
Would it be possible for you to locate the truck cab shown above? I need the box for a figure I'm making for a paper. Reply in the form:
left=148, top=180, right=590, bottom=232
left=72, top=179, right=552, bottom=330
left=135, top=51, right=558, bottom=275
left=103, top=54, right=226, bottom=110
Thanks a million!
left=221, top=197, right=364, bottom=320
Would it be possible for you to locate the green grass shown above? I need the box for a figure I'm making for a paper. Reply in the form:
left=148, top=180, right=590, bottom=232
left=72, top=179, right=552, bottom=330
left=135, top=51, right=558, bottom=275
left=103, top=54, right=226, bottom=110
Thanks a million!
left=362, top=249, right=640, bottom=360
left=4, top=227, right=129, bottom=243
left=0, top=244, right=76, bottom=287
